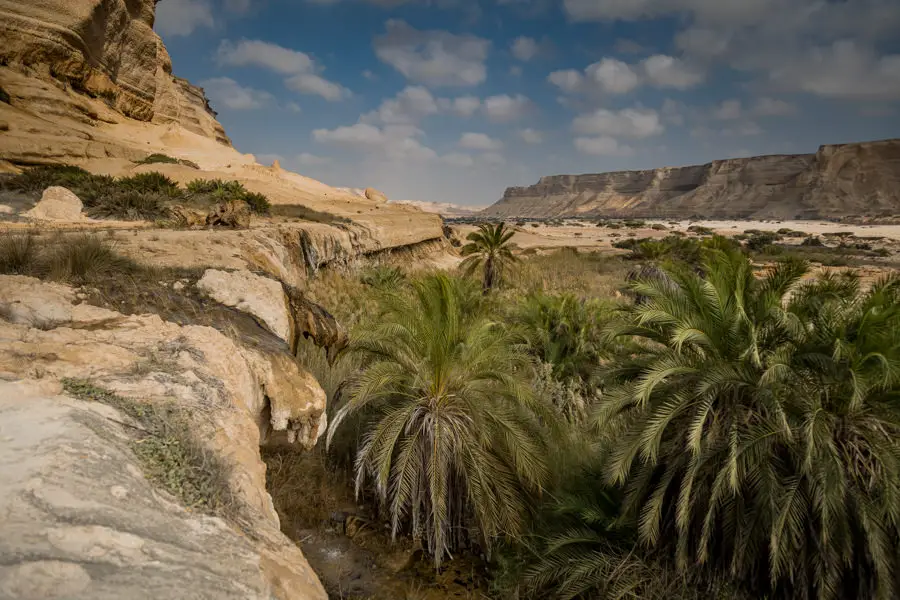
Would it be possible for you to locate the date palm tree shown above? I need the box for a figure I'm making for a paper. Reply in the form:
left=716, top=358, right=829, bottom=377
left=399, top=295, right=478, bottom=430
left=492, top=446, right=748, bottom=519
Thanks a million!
left=328, top=273, right=554, bottom=567
left=460, top=222, right=518, bottom=292
left=588, top=249, right=900, bottom=599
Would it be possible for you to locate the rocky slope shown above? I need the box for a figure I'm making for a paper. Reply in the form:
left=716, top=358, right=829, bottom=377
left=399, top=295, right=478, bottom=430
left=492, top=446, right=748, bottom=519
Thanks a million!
left=485, top=139, right=900, bottom=220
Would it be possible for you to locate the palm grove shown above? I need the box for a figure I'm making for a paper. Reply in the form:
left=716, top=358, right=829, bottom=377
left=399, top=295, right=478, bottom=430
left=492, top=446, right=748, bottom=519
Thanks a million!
left=321, top=223, right=900, bottom=599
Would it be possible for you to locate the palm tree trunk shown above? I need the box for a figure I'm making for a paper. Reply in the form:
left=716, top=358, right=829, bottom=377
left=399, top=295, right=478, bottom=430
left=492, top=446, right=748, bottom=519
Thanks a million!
left=483, top=256, right=494, bottom=293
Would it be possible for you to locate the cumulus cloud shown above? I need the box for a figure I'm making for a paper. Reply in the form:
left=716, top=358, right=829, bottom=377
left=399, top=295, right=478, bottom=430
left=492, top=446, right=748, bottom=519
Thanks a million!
left=459, top=132, right=504, bottom=151
left=446, top=96, right=481, bottom=117
left=518, top=128, right=543, bottom=144
left=362, top=86, right=440, bottom=124
left=155, top=0, right=214, bottom=37
left=641, top=55, right=705, bottom=89
left=574, top=136, right=635, bottom=156
left=511, top=36, right=539, bottom=61
left=313, top=123, right=438, bottom=162
left=572, top=107, right=664, bottom=138
left=483, top=94, right=533, bottom=121
left=563, top=0, right=779, bottom=25
left=217, top=39, right=349, bottom=101
left=768, top=41, right=900, bottom=101
left=200, top=77, right=273, bottom=110
left=374, top=20, right=490, bottom=87
left=549, top=55, right=703, bottom=96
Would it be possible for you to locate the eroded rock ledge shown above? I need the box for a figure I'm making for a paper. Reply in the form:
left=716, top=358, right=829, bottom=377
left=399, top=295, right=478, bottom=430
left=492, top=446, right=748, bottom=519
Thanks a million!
left=0, top=275, right=329, bottom=599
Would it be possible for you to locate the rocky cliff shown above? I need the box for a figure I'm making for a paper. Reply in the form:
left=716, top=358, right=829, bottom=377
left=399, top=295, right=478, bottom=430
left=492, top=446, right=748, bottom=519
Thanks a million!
left=0, top=0, right=229, bottom=151
left=484, top=139, right=900, bottom=220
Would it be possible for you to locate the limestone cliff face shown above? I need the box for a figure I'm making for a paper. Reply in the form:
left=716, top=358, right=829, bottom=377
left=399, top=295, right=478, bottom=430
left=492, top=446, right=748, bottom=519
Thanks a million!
left=0, top=0, right=229, bottom=147
left=484, top=139, right=900, bottom=220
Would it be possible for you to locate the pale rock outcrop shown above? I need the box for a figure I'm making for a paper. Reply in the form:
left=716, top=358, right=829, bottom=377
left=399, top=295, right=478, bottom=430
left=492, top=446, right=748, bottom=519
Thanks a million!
left=0, top=275, right=328, bottom=599
left=485, top=138, right=900, bottom=220
left=23, top=185, right=88, bottom=221
left=0, top=381, right=302, bottom=600
left=197, top=269, right=292, bottom=343
left=365, top=187, right=388, bottom=203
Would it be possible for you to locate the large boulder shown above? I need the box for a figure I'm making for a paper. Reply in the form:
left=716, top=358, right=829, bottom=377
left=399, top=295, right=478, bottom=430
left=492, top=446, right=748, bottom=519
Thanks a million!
left=197, top=269, right=292, bottom=342
left=206, top=200, right=251, bottom=229
left=23, top=186, right=87, bottom=221
left=364, top=187, right=388, bottom=203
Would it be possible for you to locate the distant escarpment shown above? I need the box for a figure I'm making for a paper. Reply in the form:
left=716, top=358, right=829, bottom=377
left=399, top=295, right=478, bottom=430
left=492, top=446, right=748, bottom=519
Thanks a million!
left=484, top=139, right=900, bottom=220
left=0, top=0, right=229, bottom=166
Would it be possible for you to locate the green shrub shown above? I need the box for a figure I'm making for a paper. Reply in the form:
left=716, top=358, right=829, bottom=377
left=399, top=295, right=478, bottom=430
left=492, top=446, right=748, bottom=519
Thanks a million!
left=801, top=235, right=824, bottom=247
left=118, top=172, right=180, bottom=196
left=359, top=264, right=405, bottom=289
left=1, top=165, right=92, bottom=194
left=87, top=190, right=169, bottom=221
left=651, top=223, right=667, bottom=230
left=687, top=225, right=714, bottom=235
left=138, top=153, right=180, bottom=165
left=745, top=231, right=782, bottom=251
left=242, top=191, right=271, bottom=215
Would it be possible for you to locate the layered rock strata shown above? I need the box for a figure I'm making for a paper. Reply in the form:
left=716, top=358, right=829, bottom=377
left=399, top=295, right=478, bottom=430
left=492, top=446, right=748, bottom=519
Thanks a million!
left=485, top=139, right=900, bottom=220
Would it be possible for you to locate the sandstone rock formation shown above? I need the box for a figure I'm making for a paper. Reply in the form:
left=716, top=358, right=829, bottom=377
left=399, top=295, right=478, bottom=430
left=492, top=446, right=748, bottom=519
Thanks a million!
left=23, top=185, right=88, bottom=221
left=284, top=284, right=349, bottom=366
left=0, top=0, right=229, bottom=145
left=198, top=269, right=293, bottom=343
left=0, top=274, right=328, bottom=598
left=484, top=139, right=900, bottom=220
left=365, top=187, right=388, bottom=203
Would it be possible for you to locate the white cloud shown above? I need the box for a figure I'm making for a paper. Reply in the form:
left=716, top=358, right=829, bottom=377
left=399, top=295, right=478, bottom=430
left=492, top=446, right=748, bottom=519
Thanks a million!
left=218, top=39, right=314, bottom=74
left=442, top=152, right=475, bottom=167
left=661, top=98, right=685, bottom=125
left=511, top=37, right=539, bottom=61
left=585, top=58, right=640, bottom=94
left=518, top=128, right=543, bottom=144
left=547, top=69, right=584, bottom=93
left=572, top=107, right=664, bottom=138
left=374, top=20, right=490, bottom=87
left=363, top=86, right=440, bottom=124
left=362, top=70, right=377, bottom=80
left=448, top=96, right=481, bottom=117
left=713, top=99, right=742, bottom=120
left=574, top=136, right=635, bottom=156
left=641, top=55, right=705, bottom=89
left=752, top=97, right=796, bottom=116
left=563, top=0, right=778, bottom=25
left=768, top=41, right=900, bottom=100
left=550, top=55, right=703, bottom=96
left=200, top=77, right=273, bottom=110
left=510, top=65, right=523, bottom=77
left=313, top=123, right=438, bottom=162
left=286, top=102, right=303, bottom=113
left=296, top=153, right=332, bottom=166
left=154, top=0, right=214, bottom=37
left=217, top=39, right=349, bottom=101
left=459, top=132, right=503, bottom=151
left=483, top=94, right=533, bottom=121
left=286, top=74, right=349, bottom=101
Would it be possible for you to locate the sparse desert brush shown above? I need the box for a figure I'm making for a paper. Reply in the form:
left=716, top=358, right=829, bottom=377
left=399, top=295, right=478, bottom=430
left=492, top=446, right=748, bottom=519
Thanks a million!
left=46, top=235, right=141, bottom=283
left=186, top=178, right=270, bottom=214
left=137, top=153, right=200, bottom=169
left=242, top=191, right=271, bottom=214
left=0, top=233, right=37, bottom=275
left=1, top=165, right=93, bottom=194
left=359, top=264, right=406, bottom=289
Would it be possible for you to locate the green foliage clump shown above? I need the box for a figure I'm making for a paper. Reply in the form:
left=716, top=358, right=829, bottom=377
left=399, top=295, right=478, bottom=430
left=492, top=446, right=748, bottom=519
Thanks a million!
left=687, top=224, right=714, bottom=235
left=745, top=230, right=782, bottom=251
left=186, top=178, right=270, bottom=214
left=0, top=234, right=37, bottom=275
left=61, top=379, right=234, bottom=515
left=359, top=264, right=406, bottom=289
left=327, top=274, right=555, bottom=568
left=118, top=172, right=180, bottom=196
left=136, top=154, right=200, bottom=169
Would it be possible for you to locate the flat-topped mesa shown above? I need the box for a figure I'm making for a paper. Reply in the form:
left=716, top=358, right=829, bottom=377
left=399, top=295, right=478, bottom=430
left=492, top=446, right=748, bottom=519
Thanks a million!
left=0, top=0, right=230, bottom=147
left=485, top=138, right=900, bottom=220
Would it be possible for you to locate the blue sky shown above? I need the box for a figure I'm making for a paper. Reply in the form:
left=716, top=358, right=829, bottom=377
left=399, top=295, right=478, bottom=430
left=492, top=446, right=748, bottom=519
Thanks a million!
left=156, top=0, right=900, bottom=207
